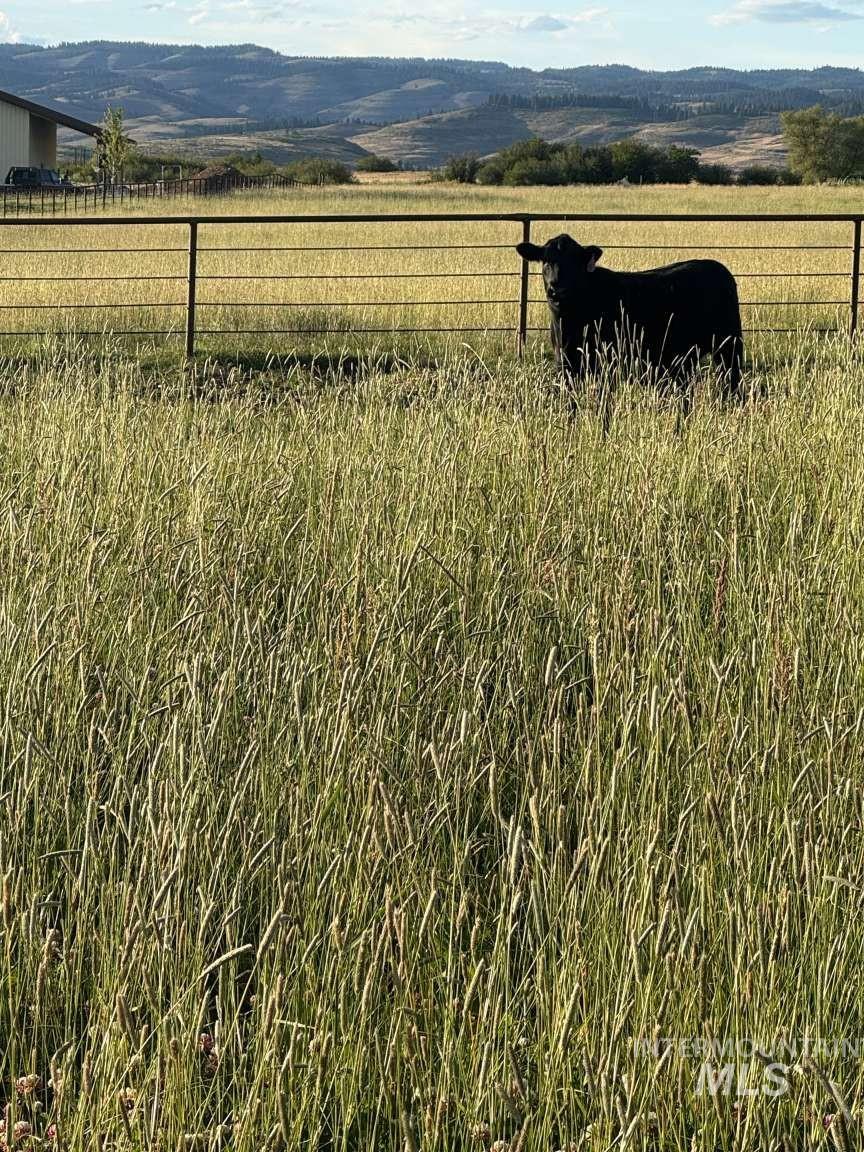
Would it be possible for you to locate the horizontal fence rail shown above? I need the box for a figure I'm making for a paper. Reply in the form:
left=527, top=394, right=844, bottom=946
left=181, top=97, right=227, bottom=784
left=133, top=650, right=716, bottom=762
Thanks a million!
left=0, top=173, right=303, bottom=217
left=0, top=211, right=858, bottom=356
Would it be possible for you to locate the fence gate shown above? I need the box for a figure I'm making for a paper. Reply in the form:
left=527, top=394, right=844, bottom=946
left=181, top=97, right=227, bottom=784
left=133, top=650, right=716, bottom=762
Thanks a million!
left=0, top=211, right=856, bottom=357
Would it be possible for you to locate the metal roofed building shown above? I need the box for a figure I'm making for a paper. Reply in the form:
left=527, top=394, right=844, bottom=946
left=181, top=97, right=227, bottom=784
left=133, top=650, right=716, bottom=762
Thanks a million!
left=0, top=88, right=102, bottom=177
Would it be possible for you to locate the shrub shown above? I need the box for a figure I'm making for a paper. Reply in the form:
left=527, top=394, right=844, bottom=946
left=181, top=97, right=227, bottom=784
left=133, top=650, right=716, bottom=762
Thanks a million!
left=441, top=154, right=481, bottom=183
left=579, top=146, right=615, bottom=184
left=696, top=163, right=735, bottom=185
left=283, top=158, right=354, bottom=185
left=472, top=136, right=702, bottom=187
left=502, top=159, right=564, bottom=186
left=609, top=139, right=661, bottom=183
left=223, top=151, right=277, bottom=178
left=356, top=154, right=399, bottom=172
left=475, top=159, right=506, bottom=185
left=737, top=165, right=802, bottom=186
left=497, top=138, right=557, bottom=166
left=657, top=145, right=701, bottom=183
left=552, top=143, right=586, bottom=183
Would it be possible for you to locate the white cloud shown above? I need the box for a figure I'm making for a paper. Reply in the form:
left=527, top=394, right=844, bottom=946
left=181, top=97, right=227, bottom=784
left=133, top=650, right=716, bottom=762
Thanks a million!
left=188, top=0, right=607, bottom=40
left=220, top=0, right=303, bottom=13
left=178, top=0, right=322, bottom=30
left=121, top=0, right=611, bottom=55
left=360, top=5, right=610, bottom=43
left=187, top=0, right=209, bottom=23
left=711, top=0, right=864, bottom=24
left=0, top=10, right=20, bottom=41
left=520, top=14, right=569, bottom=31
left=518, top=10, right=607, bottom=32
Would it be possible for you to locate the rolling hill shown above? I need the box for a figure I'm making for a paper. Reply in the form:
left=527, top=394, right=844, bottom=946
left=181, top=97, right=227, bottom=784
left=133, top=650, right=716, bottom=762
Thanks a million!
left=4, top=43, right=864, bottom=170
left=351, top=105, right=656, bottom=168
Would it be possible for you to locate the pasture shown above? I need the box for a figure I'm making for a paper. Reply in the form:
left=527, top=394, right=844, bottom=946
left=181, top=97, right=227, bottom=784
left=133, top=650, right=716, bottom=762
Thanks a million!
left=0, top=181, right=863, bottom=362
left=2, top=182, right=864, bottom=1151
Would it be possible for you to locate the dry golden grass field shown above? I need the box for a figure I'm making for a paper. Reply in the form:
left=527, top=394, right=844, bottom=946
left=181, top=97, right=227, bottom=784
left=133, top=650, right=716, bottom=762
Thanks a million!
left=0, top=181, right=862, bottom=363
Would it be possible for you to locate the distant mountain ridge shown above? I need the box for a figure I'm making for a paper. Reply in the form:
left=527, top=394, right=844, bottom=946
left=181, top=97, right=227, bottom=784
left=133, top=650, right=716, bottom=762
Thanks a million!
left=2, top=42, right=864, bottom=169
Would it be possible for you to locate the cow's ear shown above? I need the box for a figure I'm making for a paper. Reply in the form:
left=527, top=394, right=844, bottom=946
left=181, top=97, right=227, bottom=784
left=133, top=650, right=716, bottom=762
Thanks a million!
left=516, top=242, right=546, bottom=262
left=585, top=246, right=603, bottom=272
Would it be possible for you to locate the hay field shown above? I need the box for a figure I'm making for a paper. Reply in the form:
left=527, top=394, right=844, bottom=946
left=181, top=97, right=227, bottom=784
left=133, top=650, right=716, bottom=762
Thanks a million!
left=1, top=184, right=864, bottom=1151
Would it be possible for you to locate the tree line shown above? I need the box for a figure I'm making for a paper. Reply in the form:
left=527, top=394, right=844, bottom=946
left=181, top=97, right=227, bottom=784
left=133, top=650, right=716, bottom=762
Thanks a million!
left=486, top=92, right=694, bottom=122
left=440, top=103, right=864, bottom=186
left=439, top=139, right=799, bottom=187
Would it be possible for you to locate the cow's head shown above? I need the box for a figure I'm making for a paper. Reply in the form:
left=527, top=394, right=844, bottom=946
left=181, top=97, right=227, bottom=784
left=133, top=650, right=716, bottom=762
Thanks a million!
left=516, top=234, right=603, bottom=307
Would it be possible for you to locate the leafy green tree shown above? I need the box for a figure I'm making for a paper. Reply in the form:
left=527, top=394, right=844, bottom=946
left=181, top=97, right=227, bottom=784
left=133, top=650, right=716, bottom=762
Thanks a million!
left=502, top=159, right=563, bottom=186
left=441, top=154, right=481, bottom=182
left=442, top=135, right=725, bottom=188
left=657, top=145, right=700, bottom=183
left=100, top=106, right=132, bottom=184
left=579, top=146, right=615, bottom=184
left=610, top=139, right=661, bottom=183
left=781, top=107, right=835, bottom=180
left=782, top=106, right=864, bottom=181
left=553, top=143, right=586, bottom=183
left=498, top=138, right=557, bottom=166
left=475, top=158, right=506, bottom=185
left=833, top=116, right=864, bottom=179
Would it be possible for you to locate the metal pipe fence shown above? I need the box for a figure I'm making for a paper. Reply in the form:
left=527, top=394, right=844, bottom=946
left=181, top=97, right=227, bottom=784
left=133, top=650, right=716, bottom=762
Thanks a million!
left=0, top=173, right=300, bottom=217
left=0, top=211, right=857, bottom=357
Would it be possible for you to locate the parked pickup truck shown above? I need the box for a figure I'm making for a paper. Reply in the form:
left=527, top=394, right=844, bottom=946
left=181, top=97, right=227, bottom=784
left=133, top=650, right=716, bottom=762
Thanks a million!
left=4, top=167, right=73, bottom=189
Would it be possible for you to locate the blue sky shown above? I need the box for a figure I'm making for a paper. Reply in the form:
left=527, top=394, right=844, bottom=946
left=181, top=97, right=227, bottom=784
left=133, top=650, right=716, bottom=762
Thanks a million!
left=3, top=0, right=864, bottom=70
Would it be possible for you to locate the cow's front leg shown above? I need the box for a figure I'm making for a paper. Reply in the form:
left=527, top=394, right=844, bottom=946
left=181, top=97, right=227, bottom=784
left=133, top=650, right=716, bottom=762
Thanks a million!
left=579, top=337, right=615, bottom=433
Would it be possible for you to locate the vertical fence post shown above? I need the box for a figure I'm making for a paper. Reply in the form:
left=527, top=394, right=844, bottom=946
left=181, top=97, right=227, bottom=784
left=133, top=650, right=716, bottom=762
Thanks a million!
left=517, top=218, right=531, bottom=357
left=851, top=218, right=861, bottom=339
left=186, top=221, right=198, bottom=360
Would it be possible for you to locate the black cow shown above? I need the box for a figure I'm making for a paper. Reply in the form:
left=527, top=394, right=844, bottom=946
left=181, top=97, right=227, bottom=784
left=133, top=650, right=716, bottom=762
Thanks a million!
left=516, top=234, right=744, bottom=399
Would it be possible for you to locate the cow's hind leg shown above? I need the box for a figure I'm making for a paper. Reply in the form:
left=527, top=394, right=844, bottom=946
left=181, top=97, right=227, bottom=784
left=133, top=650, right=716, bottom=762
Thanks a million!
left=714, top=332, right=744, bottom=401
left=663, top=350, right=698, bottom=422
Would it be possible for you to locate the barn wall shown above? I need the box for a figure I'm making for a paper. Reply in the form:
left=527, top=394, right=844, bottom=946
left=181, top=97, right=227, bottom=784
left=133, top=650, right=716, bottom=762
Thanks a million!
left=0, top=101, right=31, bottom=180
left=29, top=116, right=57, bottom=168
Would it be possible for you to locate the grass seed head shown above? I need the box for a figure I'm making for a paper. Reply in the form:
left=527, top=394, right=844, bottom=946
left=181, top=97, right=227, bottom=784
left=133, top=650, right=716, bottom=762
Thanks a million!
left=471, top=1122, right=491, bottom=1146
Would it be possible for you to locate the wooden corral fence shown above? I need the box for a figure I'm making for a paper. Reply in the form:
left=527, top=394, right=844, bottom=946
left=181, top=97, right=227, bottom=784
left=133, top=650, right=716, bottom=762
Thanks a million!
left=0, top=211, right=858, bottom=358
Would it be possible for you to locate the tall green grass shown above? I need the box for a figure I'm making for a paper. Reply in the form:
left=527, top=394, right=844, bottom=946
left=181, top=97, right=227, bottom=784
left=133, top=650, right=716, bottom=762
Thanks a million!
left=0, top=336, right=863, bottom=1149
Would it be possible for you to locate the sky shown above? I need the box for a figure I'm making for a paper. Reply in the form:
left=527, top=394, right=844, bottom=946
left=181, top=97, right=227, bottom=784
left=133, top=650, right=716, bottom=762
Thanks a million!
left=2, top=0, right=864, bottom=71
